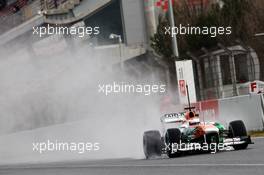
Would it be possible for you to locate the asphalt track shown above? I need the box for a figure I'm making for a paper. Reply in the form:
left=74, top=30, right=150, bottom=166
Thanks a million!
left=1, top=138, right=264, bottom=175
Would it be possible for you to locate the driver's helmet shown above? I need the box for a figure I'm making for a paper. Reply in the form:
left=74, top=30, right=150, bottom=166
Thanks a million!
left=185, top=111, right=195, bottom=120
left=185, top=112, right=200, bottom=125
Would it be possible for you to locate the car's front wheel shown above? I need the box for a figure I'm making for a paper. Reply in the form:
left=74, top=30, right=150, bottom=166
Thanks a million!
left=165, top=128, right=182, bottom=158
left=143, top=130, right=162, bottom=159
left=229, top=120, right=248, bottom=150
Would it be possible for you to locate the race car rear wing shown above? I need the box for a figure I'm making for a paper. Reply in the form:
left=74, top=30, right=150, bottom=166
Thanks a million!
left=161, top=113, right=186, bottom=123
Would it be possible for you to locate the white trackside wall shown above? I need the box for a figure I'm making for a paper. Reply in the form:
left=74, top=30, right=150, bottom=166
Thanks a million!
left=191, top=94, right=264, bottom=131
left=218, top=94, right=264, bottom=131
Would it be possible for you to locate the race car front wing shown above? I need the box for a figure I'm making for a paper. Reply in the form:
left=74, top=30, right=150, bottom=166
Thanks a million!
left=223, top=136, right=254, bottom=147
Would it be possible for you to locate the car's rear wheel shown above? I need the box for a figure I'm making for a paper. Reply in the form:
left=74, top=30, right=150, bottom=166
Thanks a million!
left=165, top=128, right=182, bottom=158
left=229, top=120, right=248, bottom=150
left=143, top=130, right=162, bottom=159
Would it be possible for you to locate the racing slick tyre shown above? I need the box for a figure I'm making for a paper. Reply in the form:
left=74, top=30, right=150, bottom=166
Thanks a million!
left=143, top=130, right=162, bottom=159
left=229, top=120, right=248, bottom=150
left=165, top=128, right=182, bottom=158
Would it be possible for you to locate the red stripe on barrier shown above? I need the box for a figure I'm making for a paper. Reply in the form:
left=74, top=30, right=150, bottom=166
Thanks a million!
left=192, top=99, right=219, bottom=121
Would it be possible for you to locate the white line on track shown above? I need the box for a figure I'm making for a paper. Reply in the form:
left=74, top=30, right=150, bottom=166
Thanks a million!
left=1, top=164, right=264, bottom=170
left=58, top=164, right=264, bottom=168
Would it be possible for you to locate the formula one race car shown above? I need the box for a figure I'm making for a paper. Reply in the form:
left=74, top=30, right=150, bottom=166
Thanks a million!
left=143, top=107, right=254, bottom=159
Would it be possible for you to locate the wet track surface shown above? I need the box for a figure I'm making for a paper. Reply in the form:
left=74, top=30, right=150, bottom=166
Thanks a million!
left=1, top=138, right=264, bottom=175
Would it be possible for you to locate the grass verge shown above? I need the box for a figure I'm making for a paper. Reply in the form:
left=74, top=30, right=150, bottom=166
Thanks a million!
left=249, top=130, right=264, bottom=137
